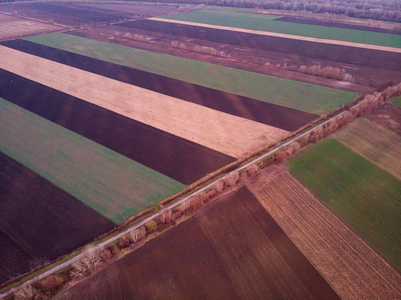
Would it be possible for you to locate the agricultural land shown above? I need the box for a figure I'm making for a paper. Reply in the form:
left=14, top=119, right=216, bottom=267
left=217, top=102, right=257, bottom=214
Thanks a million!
left=0, top=1, right=401, bottom=299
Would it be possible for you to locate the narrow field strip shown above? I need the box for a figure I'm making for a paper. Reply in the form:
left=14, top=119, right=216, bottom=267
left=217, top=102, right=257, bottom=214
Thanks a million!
left=119, top=19, right=401, bottom=73
left=22, top=33, right=355, bottom=115
left=0, top=98, right=185, bottom=223
left=0, top=69, right=234, bottom=184
left=287, top=139, right=401, bottom=274
left=334, top=118, right=401, bottom=180
left=156, top=11, right=401, bottom=50
left=2, top=39, right=317, bottom=131
left=0, top=151, right=115, bottom=283
left=249, top=166, right=401, bottom=299
left=0, top=45, right=288, bottom=158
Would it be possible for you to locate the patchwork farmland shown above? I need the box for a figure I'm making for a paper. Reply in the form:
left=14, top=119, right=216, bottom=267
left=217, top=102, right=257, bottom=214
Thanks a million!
left=0, top=1, right=401, bottom=298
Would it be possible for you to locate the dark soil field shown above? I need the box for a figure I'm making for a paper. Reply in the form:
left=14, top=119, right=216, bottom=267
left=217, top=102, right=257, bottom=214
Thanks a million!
left=56, top=187, right=338, bottom=299
left=72, top=24, right=374, bottom=93
left=276, top=17, right=401, bottom=35
left=118, top=19, right=401, bottom=80
left=0, top=151, right=115, bottom=283
left=1, top=39, right=317, bottom=132
left=74, top=2, right=179, bottom=18
left=0, top=69, right=234, bottom=185
left=0, top=2, right=130, bottom=27
left=0, top=230, right=33, bottom=284
left=366, top=103, right=401, bottom=136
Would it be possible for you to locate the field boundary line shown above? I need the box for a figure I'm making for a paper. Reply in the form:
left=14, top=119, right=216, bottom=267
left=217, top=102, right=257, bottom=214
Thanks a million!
left=149, top=17, right=401, bottom=54
left=0, top=103, right=351, bottom=298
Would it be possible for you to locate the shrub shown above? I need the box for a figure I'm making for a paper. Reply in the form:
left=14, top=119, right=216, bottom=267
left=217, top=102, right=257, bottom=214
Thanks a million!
left=285, top=141, right=300, bottom=157
left=129, top=227, right=146, bottom=243
left=70, top=246, right=101, bottom=279
left=225, top=171, right=240, bottom=186
left=145, top=220, right=158, bottom=234
left=14, top=284, right=39, bottom=300
left=213, top=179, right=225, bottom=193
left=39, top=274, right=64, bottom=292
left=117, top=235, right=131, bottom=249
left=274, top=151, right=288, bottom=164
left=159, top=211, right=172, bottom=224
left=246, top=164, right=259, bottom=176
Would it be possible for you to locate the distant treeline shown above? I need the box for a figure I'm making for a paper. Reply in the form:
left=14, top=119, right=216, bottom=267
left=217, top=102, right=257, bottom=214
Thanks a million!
left=145, top=0, right=401, bottom=23
left=1, top=0, right=401, bottom=23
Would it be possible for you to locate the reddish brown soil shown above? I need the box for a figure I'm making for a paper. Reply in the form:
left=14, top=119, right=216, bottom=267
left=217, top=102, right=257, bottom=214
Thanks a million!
left=0, top=151, right=115, bottom=283
left=55, top=187, right=338, bottom=299
left=366, top=103, right=401, bottom=136
left=0, top=69, right=235, bottom=184
left=276, top=17, right=401, bottom=35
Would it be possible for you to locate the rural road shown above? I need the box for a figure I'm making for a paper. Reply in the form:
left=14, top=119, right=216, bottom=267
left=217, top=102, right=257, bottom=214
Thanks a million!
left=0, top=108, right=350, bottom=298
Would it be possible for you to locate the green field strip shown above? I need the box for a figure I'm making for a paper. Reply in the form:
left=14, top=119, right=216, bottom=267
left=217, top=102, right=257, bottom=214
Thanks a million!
left=334, top=118, right=401, bottom=180
left=24, top=33, right=355, bottom=115
left=0, top=98, right=185, bottom=223
left=391, top=96, right=401, bottom=108
left=161, top=10, right=401, bottom=48
left=286, top=138, right=401, bottom=273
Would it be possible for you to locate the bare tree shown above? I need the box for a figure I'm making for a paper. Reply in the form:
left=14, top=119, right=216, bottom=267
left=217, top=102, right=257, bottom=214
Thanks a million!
left=14, top=284, right=39, bottom=300
left=70, top=246, right=101, bottom=279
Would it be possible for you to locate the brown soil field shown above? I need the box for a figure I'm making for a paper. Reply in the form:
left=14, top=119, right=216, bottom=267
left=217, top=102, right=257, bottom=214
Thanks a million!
left=75, top=2, right=179, bottom=17
left=117, top=19, right=401, bottom=86
left=149, top=17, right=401, bottom=54
left=0, top=151, right=115, bottom=283
left=276, top=17, right=401, bottom=35
left=248, top=166, right=401, bottom=299
left=0, top=46, right=288, bottom=158
left=55, top=187, right=338, bottom=299
left=0, top=2, right=130, bottom=27
left=0, top=69, right=234, bottom=185
left=335, top=118, right=401, bottom=180
left=0, top=230, right=33, bottom=284
left=367, top=103, right=401, bottom=136
left=73, top=24, right=374, bottom=93
left=2, top=39, right=316, bottom=131
left=0, top=14, right=63, bottom=41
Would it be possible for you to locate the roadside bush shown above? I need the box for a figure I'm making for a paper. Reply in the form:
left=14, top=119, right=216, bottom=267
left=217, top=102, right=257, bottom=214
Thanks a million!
left=159, top=211, right=172, bottom=224
left=225, top=171, right=240, bottom=186
left=70, top=246, right=101, bottom=279
left=245, top=164, right=259, bottom=176
left=285, top=141, right=300, bottom=157
left=129, top=227, right=146, bottom=243
left=274, top=151, right=288, bottom=164
left=39, top=274, right=64, bottom=293
left=213, top=179, right=225, bottom=193
left=14, top=284, right=39, bottom=300
left=116, top=235, right=131, bottom=249
left=145, top=220, right=158, bottom=234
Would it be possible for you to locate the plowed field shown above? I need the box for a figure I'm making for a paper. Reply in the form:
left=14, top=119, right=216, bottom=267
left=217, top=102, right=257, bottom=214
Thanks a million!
left=249, top=166, right=401, bottom=299
left=335, top=118, right=401, bottom=180
left=0, top=45, right=288, bottom=158
left=287, top=139, right=401, bottom=274
left=0, top=98, right=185, bottom=223
left=55, top=187, right=338, bottom=299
